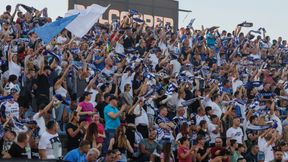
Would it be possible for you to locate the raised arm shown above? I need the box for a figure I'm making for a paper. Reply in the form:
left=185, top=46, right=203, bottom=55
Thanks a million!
left=38, top=98, right=55, bottom=117
left=54, top=65, right=71, bottom=89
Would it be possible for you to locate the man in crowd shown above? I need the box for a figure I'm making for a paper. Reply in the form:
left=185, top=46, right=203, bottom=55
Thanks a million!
left=64, top=140, right=91, bottom=162
left=138, top=127, right=161, bottom=162
left=38, top=120, right=62, bottom=160
left=103, top=95, right=126, bottom=154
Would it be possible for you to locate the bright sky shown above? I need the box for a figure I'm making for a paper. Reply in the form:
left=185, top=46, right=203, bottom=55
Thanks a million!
left=1, top=0, right=287, bottom=39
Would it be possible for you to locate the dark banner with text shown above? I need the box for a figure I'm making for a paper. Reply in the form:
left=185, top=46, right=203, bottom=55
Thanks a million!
left=68, top=0, right=179, bottom=29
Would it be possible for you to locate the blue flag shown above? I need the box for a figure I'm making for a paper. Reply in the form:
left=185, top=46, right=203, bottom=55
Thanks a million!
left=32, top=14, right=78, bottom=44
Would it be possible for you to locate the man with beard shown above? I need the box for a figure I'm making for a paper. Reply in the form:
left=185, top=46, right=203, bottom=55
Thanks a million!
left=138, top=127, right=161, bottom=162
left=269, top=148, right=283, bottom=162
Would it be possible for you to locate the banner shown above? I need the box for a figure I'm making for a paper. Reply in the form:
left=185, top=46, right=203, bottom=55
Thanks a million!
left=65, top=4, right=110, bottom=38
left=32, top=14, right=78, bottom=44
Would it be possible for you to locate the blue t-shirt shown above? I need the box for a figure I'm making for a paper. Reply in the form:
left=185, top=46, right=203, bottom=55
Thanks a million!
left=104, top=104, right=120, bottom=130
left=63, top=148, right=86, bottom=162
left=206, top=33, right=216, bottom=47
left=94, top=55, right=105, bottom=70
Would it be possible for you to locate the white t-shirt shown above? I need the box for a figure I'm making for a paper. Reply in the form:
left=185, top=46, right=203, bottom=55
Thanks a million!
left=258, top=137, right=274, bottom=162
left=38, top=131, right=62, bottom=159
left=33, top=113, right=46, bottom=136
left=149, top=54, right=159, bottom=70
left=226, top=127, right=243, bottom=144
left=8, top=61, right=21, bottom=78
left=170, top=59, right=181, bottom=75
left=120, top=72, right=135, bottom=96
left=207, top=102, right=222, bottom=118
left=195, top=115, right=211, bottom=125
left=208, top=123, right=220, bottom=143
left=134, top=105, right=149, bottom=126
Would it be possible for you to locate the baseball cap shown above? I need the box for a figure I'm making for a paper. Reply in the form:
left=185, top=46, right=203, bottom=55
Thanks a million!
left=109, top=95, right=118, bottom=101
left=83, top=91, right=93, bottom=97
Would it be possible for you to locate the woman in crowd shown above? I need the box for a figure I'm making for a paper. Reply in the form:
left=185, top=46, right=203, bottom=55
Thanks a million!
left=92, top=114, right=106, bottom=145
left=122, top=83, right=133, bottom=106
left=108, top=126, right=134, bottom=162
left=65, top=111, right=85, bottom=152
left=176, top=122, right=190, bottom=143
left=177, top=137, right=195, bottom=162
left=84, top=122, right=102, bottom=151
left=76, top=91, right=97, bottom=123
left=160, top=142, right=174, bottom=162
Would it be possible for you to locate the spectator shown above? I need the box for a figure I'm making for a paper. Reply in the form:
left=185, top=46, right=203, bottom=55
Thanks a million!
left=134, top=99, right=149, bottom=138
left=0, top=129, right=16, bottom=157
left=104, top=150, right=116, bottom=162
left=270, top=147, right=283, bottom=162
left=226, top=117, right=243, bottom=144
left=138, top=127, right=160, bottom=162
left=0, top=87, right=20, bottom=121
left=65, top=111, right=85, bottom=152
left=92, top=114, right=106, bottom=145
left=160, top=142, right=174, bottom=162
left=197, top=120, right=210, bottom=144
left=63, top=140, right=90, bottom=162
left=3, top=132, right=29, bottom=159
left=32, top=98, right=54, bottom=137
left=175, top=122, right=190, bottom=142
left=103, top=95, right=126, bottom=154
left=231, top=144, right=245, bottom=162
left=208, top=115, right=222, bottom=145
left=195, top=135, right=210, bottom=162
left=108, top=126, right=134, bottom=161
left=177, top=137, right=194, bottom=162
left=244, top=143, right=259, bottom=162
left=210, top=137, right=226, bottom=159
left=85, top=148, right=100, bottom=162
left=155, top=106, right=175, bottom=144
left=38, top=120, right=62, bottom=160
left=84, top=122, right=102, bottom=150
left=76, top=91, right=96, bottom=123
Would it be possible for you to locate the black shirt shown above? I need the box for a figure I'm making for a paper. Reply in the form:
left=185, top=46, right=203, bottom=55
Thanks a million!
left=65, top=123, right=84, bottom=152
left=36, top=74, right=50, bottom=96
left=124, top=36, right=134, bottom=49
left=8, top=142, right=27, bottom=159
left=136, top=46, right=147, bottom=57
left=245, top=151, right=258, bottom=162
left=197, top=147, right=209, bottom=162
left=95, top=101, right=108, bottom=120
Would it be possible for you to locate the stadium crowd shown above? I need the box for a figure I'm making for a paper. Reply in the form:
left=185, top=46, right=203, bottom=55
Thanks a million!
left=1, top=3, right=288, bottom=162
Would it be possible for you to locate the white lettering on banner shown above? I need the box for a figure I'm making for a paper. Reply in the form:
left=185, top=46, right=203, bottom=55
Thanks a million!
left=108, top=9, right=120, bottom=24
left=73, top=4, right=174, bottom=28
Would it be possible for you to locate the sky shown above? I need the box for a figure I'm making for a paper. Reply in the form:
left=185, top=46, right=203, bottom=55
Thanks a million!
left=0, top=0, right=287, bottom=39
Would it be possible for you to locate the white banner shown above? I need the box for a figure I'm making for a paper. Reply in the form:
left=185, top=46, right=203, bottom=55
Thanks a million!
left=65, top=4, right=110, bottom=38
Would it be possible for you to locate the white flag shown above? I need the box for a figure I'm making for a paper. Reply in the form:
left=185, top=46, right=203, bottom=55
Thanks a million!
left=65, top=4, right=110, bottom=38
